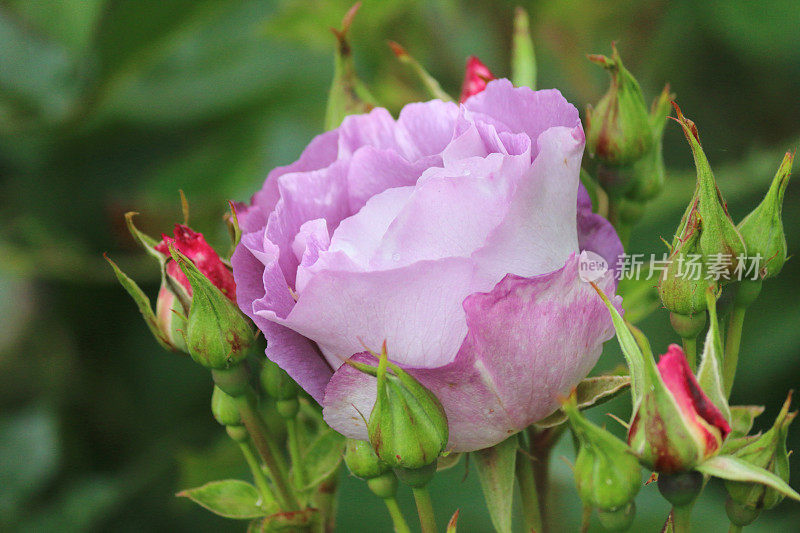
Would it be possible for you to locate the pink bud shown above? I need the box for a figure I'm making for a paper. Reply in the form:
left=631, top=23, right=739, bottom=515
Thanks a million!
left=459, top=56, right=495, bottom=103
left=154, top=224, right=236, bottom=301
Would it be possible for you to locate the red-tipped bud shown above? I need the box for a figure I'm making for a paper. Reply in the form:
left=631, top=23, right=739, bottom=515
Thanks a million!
left=459, top=56, right=495, bottom=103
left=155, top=224, right=236, bottom=303
left=628, top=344, right=731, bottom=473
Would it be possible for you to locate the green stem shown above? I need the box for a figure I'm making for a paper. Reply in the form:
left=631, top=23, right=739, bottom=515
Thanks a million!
left=723, top=304, right=747, bottom=398
left=237, top=439, right=274, bottom=507
left=384, top=496, right=412, bottom=533
left=728, top=524, right=743, bottom=533
left=412, top=485, right=437, bottom=533
left=672, top=504, right=694, bottom=533
left=515, top=450, right=543, bottom=533
left=213, top=367, right=299, bottom=511
left=682, top=335, right=698, bottom=371
left=287, top=417, right=305, bottom=489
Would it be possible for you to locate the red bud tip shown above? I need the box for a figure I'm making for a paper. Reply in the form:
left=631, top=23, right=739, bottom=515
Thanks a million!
left=459, top=55, right=495, bottom=103
left=387, top=41, right=407, bottom=58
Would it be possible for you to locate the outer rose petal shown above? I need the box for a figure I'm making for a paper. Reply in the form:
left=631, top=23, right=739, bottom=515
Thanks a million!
left=322, top=254, right=619, bottom=452
left=577, top=206, right=624, bottom=278
left=270, top=258, right=492, bottom=370
left=231, top=229, right=332, bottom=402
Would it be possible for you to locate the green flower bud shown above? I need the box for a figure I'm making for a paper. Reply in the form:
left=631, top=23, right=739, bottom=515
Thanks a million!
left=725, top=392, right=796, bottom=513
left=366, top=472, right=399, bottom=499
left=673, top=105, right=747, bottom=276
left=737, top=151, right=793, bottom=280
left=564, top=395, right=641, bottom=511
left=344, top=439, right=391, bottom=480
left=169, top=245, right=254, bottom=369
left=586, top=44, right=653, bottom=167
left=597, top=501, right=636, bottom=532
left=658, top=470, right=704, bottom=507
left=350, top=343, right=448, bottom=472
left=211, top=385, right=241, bottom=427
left=658, top=207, right=715, bottom=315
left=625, top=85, right=673, bottom=203
left=260, top=359, right=299, bottom=418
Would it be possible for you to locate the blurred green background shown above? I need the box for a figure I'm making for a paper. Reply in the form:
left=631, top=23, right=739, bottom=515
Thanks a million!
left=1, top=0, right=798, bottom=531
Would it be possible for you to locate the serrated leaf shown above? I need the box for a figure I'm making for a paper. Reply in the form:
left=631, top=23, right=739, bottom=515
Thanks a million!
left=177, top=479, right=266, bottom=519
left=536, top=375, right=631, bottom=428
left=248, top=508, right=319, bottom=532
left=697, top=288, right=730, bottom=422
left=104, top=255, right=174, bottom=352
left=590, top=283, right=646, bottom=405
left=695, top=455, right=800, bottom=502
left=472, top=436, right=518, bottom=533
left=301, top=430, right=345, bottom=491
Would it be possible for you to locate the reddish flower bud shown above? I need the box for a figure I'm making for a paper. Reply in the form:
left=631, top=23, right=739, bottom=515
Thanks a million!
left=155, top=224, right=236, bottom=302
left=628, top=344, right=731, bottom=473
left=459, top=56, right=495, bottom=103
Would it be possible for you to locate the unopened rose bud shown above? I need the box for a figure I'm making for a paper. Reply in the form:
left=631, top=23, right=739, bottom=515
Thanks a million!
left=597, top=502, right=636, bottom=532
left=350, top=344, right=448, bottom=474
left=658, top=205, right=715, bottom=316
left=586, top=44, right=652, bottom=167
left=725, top=392, right=796, bottom=524
left=344, top=438, right=392, bottom=480
left=737, top=151, right=794, bottom=280
left=672, top=105, right=746, bottom=276
left=564, top=395, right=642, bottom=512
left=211, top=385, right=242, bottom=427
left=459, top=56, right=495, bottom=103
left=625, top=85, right=673, bottom=203
left=169, top=245, right=254, bottom=370
left=260, top=359, right=299, bottom=418
left=628, top=345, right=731, bottom=473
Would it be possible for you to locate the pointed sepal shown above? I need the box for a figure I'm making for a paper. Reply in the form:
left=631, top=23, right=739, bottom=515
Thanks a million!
left=472, top=436, right=518, bottom=533
left=388, top=41, right=453, bottom=102
left=511, top=7, right=536, bottom=89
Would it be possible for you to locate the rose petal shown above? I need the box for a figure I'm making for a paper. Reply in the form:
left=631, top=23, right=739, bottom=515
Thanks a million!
left=322, top=254, right=618, bottom=451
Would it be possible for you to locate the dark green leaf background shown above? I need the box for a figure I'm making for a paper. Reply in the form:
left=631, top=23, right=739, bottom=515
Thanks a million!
left=1, top=1, right=798, bottom=531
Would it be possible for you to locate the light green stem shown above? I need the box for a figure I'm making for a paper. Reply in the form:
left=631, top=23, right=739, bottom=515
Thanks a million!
left=287, top=417, right=305, bottom=489
left=723, top=305, right=747, bottom=397
left=213, top=367, right=299, bottom=511
left=237, top=439, right=273, bottom=507
left=672, top=504, right=694, bottom=533
left=728, top=524, right=744, bottom=533
left=384, top=496, right=412, bottom=533
left=682, top=335, right=698, bottom=371
left=412, top=485, right=437, bottom=533
left=515, top=450, right=543, bottom=533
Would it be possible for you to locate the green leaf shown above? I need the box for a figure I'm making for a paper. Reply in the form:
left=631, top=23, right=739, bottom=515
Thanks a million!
left=104, top=254, right=174, bottom=352
left=590, top=283, right=647, bottom=405
left=472, top=436, right=518, bottom=533
left=177, top=479, right=267, bottom=519
left=301, top=430, right=345, bottom=491
left=696, top=288, right=730, bottom=422
left=536, top=375, right=631, bottom=428
left=695, top=455, right=800, bottom=502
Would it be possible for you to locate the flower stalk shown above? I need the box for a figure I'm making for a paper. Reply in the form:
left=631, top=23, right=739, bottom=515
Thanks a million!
left=515, top=449, right=543, bottom=533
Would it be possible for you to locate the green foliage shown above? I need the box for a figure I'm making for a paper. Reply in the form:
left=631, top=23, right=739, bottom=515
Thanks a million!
left=177, top=479, right=267, bottom=519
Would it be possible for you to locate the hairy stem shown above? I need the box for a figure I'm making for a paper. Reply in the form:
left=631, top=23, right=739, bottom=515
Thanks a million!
left=682, top=335, right=698, bottom=371
left=412, top=485, right=437, bottom=533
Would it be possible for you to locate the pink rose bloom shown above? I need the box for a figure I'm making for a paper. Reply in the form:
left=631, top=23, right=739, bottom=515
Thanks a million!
left=232, top=80, right=622, bottom=451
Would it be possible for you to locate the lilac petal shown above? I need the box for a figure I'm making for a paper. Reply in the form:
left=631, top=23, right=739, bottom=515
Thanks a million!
left=394, top=100, right=459, bottom=160
left=322, top=254, right=619, bottom=451
left=577, top=206, right=624, bottom=279
left=472, top=125, right=584, bottom=279
left=231, top=229, right=332, bottom=403
left=463, top=79, right=580, bottom=153
left=271, top=258, right=492, bottom=370
left=240, top=129, right=340, bottom=233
